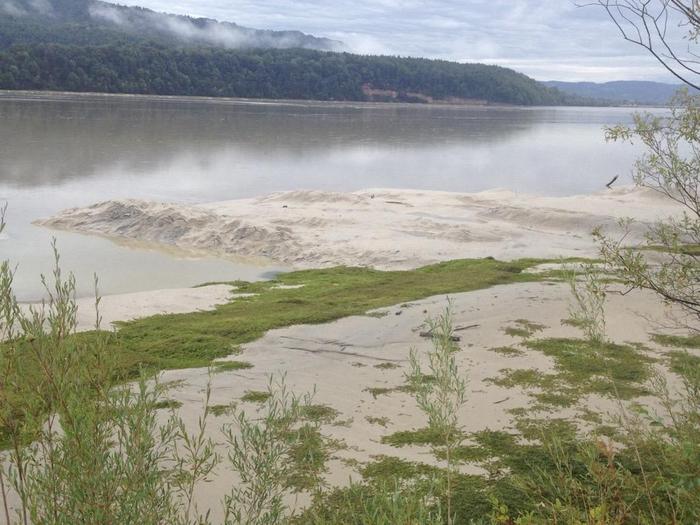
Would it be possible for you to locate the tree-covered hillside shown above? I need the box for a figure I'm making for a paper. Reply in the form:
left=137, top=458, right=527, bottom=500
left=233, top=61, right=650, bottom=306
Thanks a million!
left=0, top=44, right=580, bottom=105
left=0, top=0, right=584, bottom=105
left=0, top=0, right=342, bottom=51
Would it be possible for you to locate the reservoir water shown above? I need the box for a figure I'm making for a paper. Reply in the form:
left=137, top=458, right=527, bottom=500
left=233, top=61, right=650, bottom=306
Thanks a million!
left=0, top=92, right=656, bottom=301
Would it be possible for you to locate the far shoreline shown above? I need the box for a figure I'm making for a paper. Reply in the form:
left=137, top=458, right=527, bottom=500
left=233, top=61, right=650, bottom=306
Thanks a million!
left=0, top=88, right=662, bottom=110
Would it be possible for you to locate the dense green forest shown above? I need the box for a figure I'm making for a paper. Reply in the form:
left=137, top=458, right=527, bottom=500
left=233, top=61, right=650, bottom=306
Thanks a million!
left=0, top=0, right=583, bottom=105
left=0, top=44, right=580, bottom=105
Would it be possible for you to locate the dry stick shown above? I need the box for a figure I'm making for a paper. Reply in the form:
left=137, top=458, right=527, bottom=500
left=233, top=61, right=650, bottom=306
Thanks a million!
left=446, top=440, right=453, bottom=525
left=12, top=436, right=28, bottom=525
left=419, top=331, right=461, bottom=342
left=454, top=324, right=480, bottom=332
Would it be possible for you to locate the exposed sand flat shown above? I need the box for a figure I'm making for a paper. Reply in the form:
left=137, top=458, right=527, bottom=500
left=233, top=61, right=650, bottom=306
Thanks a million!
left=20, top=285, right=237, bottom=332
left=140, top=282, right=679, bottom=520
left=6, top=186, right=687, bottom=520
left=36, top=186, right=681, bottom=270
left=4, top=281, right=688, bottom=521
left=85, top=285, right=239, bottom=330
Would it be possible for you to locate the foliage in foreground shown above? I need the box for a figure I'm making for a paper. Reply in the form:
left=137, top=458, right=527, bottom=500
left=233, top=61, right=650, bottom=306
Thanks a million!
left=598, top=91, right=700, bottom=331
left=0, top=216, right=329, bottom=524
left=407, top=303, right=467, bottom=525
left=302, top=330, right=700, bottom=525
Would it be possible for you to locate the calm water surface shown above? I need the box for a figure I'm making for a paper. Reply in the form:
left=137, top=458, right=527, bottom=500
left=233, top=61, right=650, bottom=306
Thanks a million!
left=0, top=92, right=656, bottom=301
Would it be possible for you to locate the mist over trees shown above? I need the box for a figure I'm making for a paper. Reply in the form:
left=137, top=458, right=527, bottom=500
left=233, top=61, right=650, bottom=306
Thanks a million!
left=0, top=0, right=342, bottom=51
left=0, top=0, right=581, bottom=105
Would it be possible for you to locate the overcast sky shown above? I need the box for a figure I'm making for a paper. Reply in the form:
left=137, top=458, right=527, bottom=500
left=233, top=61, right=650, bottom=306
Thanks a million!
left=125, top=0, right=682, bottom=82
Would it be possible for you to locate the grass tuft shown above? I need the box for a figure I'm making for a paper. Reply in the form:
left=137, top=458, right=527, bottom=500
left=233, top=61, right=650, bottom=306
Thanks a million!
left=300, top=404, right=340, bottom=424
left=489, top=346, right=525, bottom=357
left=365, top=416, right=391, bottom=427
left=374, top=362, right=401, bottom=370
left=381, top=427, right=450, bottom=448
left=487, top=338, right=654, bottom=409
left=241, top=390, right=272, bottom=403
left=504, top=319, right=547, bottom=339
left=153, top=399, right=183, bottom=410
left=212, top=361, right=254, bottom=373
left=209, top=404, right=234, bottom=417
left=652, top=333, right=700, bottom=349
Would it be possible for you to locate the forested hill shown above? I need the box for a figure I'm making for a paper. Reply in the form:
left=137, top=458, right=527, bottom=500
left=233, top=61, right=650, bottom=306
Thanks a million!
left=0, top=45, right=582, bottom=105
left=0, top=0, right=342, bottom=51
left=0, top=0, right=583, bottom=105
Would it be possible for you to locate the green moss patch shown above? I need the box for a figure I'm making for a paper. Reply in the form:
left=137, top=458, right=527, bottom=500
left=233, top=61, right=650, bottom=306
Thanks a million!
left=284, top=424, right=330, bottom=491
left=653, top=333, right=700, bottom=349
left=641, top=244, right=700, bottom=256
left=365, top=416, right=391, bottom=427
left=668, top=350, right=700, bottom=382
left=301, top=414, right=591, bottom=523
left=503, top=319, right=547, bottom=339
left=364, top=387, right=394, bottom=399
left=374, top=362, right=401, bottom=370
left=153, top=399, right=183, bottom=410
left=98, top=258, right=559, bottom=379
left=241, top=390, right=272, bottom=403
left=489, top=338, right=654, bottom=409
left=208, top=404, right=234, bottom=417
left=365, top=375, right=436, bottom=399
left=489, top=346, right=525, bottom=357
left=212, top=361, right=254, bottom=373
left=562, top=318, right=586, bottom=328
left=526, top=338, right=654, bottom=399
left=381, top=427, right=450, bottom=448
left=300, top=404, right=340, bottom=424
left=306, top=455, right=529, bottom=523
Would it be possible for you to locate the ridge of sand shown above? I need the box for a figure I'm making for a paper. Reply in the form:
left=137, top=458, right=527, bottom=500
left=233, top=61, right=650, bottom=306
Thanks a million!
left=36, top=186, right=681, bottom=269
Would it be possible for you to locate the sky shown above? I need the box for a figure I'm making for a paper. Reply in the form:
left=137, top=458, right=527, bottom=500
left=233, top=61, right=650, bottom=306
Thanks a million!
left=122, top=0, right=683, bottom=82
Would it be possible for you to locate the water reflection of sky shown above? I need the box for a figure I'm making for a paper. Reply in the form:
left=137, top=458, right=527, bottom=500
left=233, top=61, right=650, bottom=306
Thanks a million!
left=0, top=95, right=663, bottom=301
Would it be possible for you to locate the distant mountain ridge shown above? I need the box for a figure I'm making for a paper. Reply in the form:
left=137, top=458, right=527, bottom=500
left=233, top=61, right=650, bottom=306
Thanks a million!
left=0, top=0, right=343, bottom=51
left=543, top=80, right=693, bottom=106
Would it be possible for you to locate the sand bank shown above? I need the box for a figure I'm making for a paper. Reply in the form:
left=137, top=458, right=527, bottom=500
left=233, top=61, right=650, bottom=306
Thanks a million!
left=147, top=282, right=679, bottom=520
left=20, top=285, right=235, bottom=332
left=5, top=187, right=686, bottom=519
left=6, top=277, right=688, bottom=520
left=4, top=282, right=688, bottom=522
left=37, top=186, right=680, bottom=270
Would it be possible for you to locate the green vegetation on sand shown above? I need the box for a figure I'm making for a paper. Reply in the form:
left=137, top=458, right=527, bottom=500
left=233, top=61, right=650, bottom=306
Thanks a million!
left=1, top=257, right=558, bottom=448
left=103, top=258, right=558, bottom=379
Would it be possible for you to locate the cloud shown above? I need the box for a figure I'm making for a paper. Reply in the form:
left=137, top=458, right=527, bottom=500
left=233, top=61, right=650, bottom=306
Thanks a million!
left=0, top=1, right=27, bottom=16
left=89, top=3, right=127, bottom=25
left=100, top=0, right=690, bottom=81
left=28, top=0, right=53, bottom=15
left=1, top=0, right=53, bottom=16
left=90, top=2, right=341, bottom=50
